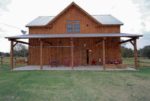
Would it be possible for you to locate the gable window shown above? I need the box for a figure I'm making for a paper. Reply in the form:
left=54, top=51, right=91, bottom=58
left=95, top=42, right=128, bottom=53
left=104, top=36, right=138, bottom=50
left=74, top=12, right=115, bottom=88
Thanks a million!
left=66, top=20, right=80, bottom=33
left=67, top=24, right=73, bottom=33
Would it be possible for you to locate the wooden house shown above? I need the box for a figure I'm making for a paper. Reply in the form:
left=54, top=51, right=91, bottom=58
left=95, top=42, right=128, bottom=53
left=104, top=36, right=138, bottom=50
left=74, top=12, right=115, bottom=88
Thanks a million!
left=6, top=2, right=142, bottom=69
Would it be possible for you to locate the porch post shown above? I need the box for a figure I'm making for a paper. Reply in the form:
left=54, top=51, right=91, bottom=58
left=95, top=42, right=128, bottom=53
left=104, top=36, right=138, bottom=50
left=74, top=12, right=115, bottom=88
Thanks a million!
left=40, top=39, right=43, bottom=70
left=102, top=37, right=106, bottom=70
left=70, top=38, right=74, bottom=69
left=133, top=39, right=138, bottom=69
left=10, top=40, right=14, bottom=70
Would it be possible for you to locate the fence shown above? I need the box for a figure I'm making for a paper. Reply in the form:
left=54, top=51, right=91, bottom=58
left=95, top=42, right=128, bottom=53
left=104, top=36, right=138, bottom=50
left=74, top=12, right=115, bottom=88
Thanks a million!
left=0, top=56, right=28, bottom=68
left=123, top=57, right=150, bottom=67
left=0, top=56, right=150, bottom=69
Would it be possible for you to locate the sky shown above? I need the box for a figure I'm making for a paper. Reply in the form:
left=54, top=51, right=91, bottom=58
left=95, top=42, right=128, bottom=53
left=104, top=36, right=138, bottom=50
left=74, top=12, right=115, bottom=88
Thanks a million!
left=0, top=0, right=150, bottom=52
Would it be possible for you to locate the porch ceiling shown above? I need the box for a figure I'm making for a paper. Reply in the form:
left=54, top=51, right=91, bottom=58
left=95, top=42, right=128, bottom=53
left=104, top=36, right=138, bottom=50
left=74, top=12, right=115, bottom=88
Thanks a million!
left=6, top=33, right=142, bottom=40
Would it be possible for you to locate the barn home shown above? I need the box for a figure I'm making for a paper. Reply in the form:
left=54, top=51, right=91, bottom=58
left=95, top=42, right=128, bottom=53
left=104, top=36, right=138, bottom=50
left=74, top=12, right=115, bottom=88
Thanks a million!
left=6, top=2, right=142, bottom=70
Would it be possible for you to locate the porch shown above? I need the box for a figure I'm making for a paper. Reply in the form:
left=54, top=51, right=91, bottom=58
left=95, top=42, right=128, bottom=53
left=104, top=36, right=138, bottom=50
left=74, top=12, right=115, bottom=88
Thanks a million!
left=13, top=65, right=136, bottom=71
left=6, top=33, right=142, bottom=70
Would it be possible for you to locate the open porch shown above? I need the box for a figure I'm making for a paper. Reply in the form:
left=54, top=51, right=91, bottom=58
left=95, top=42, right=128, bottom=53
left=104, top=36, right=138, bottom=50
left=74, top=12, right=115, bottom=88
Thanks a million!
left=13, top=65, right=136, bottom=71
left=6, top=33, right=142, bottom=70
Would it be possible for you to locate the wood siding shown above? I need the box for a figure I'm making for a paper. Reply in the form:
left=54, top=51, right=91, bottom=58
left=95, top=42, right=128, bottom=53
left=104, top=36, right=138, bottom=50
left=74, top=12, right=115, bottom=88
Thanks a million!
left=28, top=5, right=121, bottom=66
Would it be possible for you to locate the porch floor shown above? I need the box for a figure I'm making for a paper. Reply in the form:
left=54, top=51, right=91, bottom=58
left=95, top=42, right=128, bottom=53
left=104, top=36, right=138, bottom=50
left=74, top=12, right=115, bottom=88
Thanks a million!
left=13, top=65, right=136, bottom=71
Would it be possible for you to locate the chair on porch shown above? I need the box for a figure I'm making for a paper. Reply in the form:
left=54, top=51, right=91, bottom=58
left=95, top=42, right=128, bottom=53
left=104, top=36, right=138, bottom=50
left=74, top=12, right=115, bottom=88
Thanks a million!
left=91, top=59, right=97, bottom=65
left=106, top=59, right=122, bottom=65
left=63, top=58, right=70, bottom=66
left=49, top=59, right=59, bottom=67
left=74, top=59, right=80, bottom=67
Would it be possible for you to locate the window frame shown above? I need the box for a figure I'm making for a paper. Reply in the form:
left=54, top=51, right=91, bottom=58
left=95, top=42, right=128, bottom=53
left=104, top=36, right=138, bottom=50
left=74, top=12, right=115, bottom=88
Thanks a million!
left=66, top=20, right=80, bottom=33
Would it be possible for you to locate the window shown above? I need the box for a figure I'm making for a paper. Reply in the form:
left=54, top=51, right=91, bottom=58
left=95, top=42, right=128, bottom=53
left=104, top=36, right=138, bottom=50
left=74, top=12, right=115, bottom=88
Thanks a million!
left=66, top=20, right=80, bottom=33
left=67, top=24, right=73, bottom=33
left=74, top=23, right=80, bottom=33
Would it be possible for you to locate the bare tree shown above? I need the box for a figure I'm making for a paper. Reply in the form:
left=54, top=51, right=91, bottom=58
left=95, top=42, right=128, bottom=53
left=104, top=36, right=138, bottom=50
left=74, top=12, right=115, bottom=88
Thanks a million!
left=14, top=43, right=28, bottom=57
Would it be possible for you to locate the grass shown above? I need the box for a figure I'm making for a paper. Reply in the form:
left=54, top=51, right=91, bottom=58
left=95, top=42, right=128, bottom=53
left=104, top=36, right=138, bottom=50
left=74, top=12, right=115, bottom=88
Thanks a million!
left=0, top=57, right=150, bottom=101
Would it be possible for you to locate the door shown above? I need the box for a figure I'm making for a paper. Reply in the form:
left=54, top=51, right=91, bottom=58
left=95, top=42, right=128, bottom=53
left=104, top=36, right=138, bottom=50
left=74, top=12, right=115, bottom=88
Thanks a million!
left=86, top=49, right=90, bottom=65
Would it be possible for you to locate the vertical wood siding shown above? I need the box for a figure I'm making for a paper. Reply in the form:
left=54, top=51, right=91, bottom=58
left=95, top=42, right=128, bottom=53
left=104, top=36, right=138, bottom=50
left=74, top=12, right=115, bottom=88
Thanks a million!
left=28, top=5, right=121, bottom=66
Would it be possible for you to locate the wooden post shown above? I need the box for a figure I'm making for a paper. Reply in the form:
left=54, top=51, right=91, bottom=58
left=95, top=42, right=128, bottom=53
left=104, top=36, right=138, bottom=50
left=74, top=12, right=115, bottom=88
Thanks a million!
left=40, top=40, right=43, bottom=70
left=133, top=39, right=138, bottom=69
left=10, top=40, right=14, bottom=70
left=0, top=56, right=3, bottom=67
left=70, top=38, right=74, bottom=69
left=102, top=38, right=106, bottom=70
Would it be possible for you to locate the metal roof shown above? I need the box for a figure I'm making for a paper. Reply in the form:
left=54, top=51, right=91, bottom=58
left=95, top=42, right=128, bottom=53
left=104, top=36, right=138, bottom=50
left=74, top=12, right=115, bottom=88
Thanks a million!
left=92, top=15, right=123, bottom=25
left=6, top=33, right=142, bottom=39
left=26, top=15, right=123, bottom=27
left=26, top=16, right=55, bottom=27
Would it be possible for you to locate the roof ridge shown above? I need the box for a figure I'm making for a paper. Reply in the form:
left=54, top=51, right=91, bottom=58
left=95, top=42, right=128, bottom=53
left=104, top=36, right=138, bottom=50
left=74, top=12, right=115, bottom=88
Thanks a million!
left=38, top=15, right=113, bottom=17
left=92, top=14, right=111, bottom=16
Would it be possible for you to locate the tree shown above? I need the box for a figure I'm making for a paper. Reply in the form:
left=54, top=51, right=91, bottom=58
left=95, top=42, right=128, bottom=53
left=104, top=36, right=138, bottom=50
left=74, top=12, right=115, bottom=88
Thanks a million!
left=121, top=46, right=134, bottom=57
left=0, top=52, right=10, bottom=57
left=14, top=44, right=28, bottom=57
left=139, top=45, right=150, bottom=58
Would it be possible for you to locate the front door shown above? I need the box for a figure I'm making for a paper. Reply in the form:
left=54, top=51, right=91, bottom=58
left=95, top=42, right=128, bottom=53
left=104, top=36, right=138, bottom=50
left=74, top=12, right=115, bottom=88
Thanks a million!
left=86, top=49, right=90, bottom=65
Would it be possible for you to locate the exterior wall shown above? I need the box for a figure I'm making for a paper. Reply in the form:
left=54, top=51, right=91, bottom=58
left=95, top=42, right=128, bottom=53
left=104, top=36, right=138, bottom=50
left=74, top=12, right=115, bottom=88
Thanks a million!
left=29, top=38, right=121, bottom=66
left=29, top=6, right=120, bottom=34
left=28, top=5, right=121, bottom=66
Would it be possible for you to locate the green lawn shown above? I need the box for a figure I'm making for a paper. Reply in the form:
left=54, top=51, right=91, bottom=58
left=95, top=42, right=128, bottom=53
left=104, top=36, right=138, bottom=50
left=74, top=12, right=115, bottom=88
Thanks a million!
left=0, top=58, right=150, bottom=101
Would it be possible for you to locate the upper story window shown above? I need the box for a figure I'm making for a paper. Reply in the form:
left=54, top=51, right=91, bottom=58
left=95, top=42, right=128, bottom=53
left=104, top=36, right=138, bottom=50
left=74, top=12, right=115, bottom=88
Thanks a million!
left=66, top=20, right=80, bottom=33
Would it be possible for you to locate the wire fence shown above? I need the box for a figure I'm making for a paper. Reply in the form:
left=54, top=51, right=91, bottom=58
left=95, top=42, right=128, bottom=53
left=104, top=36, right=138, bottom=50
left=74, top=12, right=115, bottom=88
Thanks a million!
left=0, top=56, right=28, bottom=69
left=0, top=56, right=150, bottom=71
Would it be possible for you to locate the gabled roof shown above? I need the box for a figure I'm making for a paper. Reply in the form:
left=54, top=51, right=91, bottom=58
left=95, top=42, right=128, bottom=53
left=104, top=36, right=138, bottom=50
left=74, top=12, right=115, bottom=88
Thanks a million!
left=26, top=15, right=123, bottom=27
left=26, top=2, right=123, bottom=27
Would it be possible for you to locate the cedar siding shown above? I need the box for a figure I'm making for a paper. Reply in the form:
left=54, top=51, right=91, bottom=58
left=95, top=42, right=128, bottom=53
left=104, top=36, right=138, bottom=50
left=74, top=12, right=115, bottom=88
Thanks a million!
left=28, top=4, right=121, bottom=66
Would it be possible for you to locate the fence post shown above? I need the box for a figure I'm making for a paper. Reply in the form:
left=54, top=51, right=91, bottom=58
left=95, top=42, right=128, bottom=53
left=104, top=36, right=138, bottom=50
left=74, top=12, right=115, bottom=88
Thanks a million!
left=1, top=56, right=3, bottom=65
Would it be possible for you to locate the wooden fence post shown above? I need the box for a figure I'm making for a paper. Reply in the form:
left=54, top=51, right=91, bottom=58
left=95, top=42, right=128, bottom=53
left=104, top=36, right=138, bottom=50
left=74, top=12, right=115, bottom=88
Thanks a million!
left=1, top=56, right=3, bottom=65
left=0, top=56, right=3, bottom=67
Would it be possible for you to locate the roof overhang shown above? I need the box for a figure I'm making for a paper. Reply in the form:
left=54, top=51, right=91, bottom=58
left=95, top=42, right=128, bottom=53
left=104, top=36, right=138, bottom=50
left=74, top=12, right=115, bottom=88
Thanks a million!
left=6, top=33, right=143, bottom=40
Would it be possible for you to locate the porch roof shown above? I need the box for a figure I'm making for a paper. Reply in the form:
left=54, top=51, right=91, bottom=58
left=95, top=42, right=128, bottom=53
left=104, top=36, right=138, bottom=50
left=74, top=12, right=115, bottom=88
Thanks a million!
left=6, top=33, right=142, bottom=40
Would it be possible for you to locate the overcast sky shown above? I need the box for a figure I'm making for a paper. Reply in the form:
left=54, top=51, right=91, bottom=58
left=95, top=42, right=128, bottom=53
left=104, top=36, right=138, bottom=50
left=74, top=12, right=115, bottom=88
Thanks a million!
left=0, top=0, right=150, bottom=52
